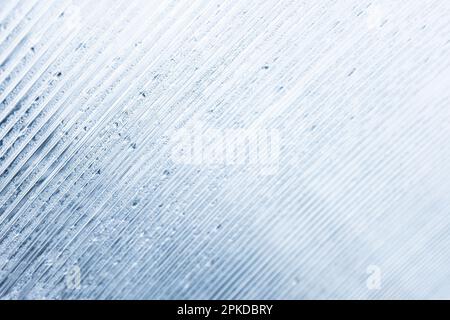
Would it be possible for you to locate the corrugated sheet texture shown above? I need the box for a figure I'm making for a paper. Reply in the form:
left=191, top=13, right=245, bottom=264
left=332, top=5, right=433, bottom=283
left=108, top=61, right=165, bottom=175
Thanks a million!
left=0, top=0, right=450, bottom=300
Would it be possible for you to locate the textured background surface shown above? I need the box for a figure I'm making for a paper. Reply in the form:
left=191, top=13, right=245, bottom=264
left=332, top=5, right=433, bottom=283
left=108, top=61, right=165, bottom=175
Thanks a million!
left=0, top=0, right=450, bottom=299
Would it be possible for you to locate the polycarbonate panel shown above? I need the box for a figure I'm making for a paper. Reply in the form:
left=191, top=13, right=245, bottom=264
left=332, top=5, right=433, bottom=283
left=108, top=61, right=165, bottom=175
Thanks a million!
left=0, top=0, right=450, bottom=299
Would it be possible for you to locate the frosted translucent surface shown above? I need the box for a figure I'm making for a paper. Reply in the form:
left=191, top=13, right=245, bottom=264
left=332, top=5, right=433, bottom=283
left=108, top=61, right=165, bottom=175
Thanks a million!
left=0, top=0, right=450, bottom=299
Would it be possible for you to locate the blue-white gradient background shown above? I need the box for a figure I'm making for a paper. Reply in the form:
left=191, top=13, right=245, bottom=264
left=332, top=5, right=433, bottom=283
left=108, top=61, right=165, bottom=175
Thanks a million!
left=0, top=0, right=450, bottom=299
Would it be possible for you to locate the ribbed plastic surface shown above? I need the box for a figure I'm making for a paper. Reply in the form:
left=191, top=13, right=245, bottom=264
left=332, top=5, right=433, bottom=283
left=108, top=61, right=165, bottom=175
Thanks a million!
left=0, top=0, right=450, bottom=299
